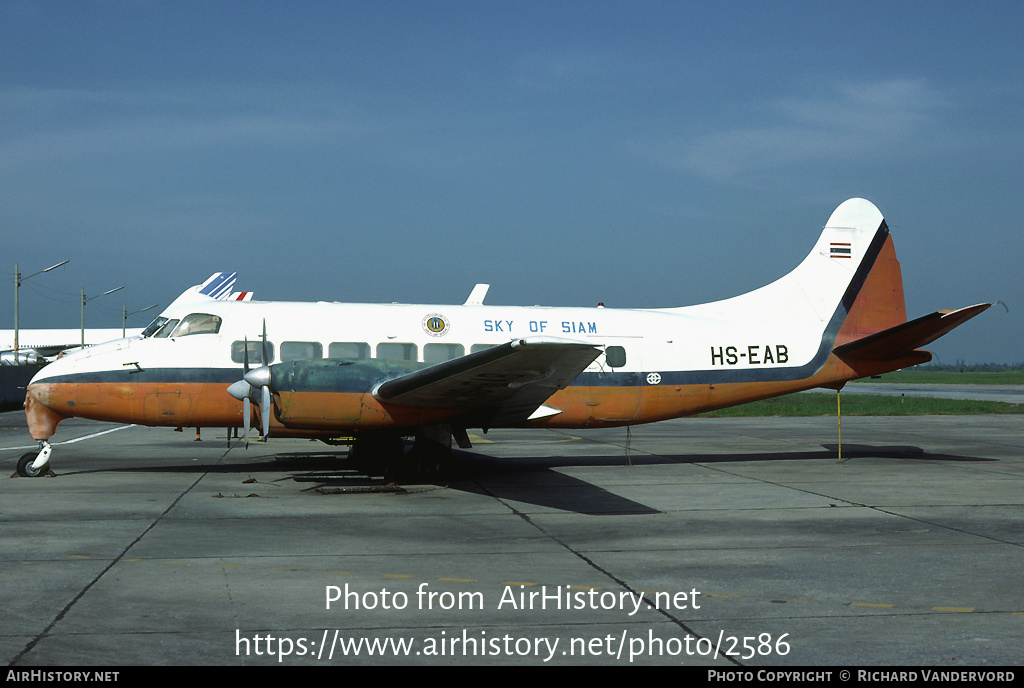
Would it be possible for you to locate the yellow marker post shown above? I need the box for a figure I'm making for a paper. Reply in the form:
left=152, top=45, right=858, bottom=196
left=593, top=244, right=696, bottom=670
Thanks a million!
left=837, top=390, right=843, bottom=463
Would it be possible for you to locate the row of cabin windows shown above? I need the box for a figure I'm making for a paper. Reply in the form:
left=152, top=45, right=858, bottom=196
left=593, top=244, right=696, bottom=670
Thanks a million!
left=229, top=340, right=628, bottom=368
left=142, top=313, right=628, bottom=368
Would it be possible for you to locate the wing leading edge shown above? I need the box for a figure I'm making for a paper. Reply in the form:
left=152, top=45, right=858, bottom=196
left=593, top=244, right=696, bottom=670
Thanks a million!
left=374, top=337, right=602, bottom=426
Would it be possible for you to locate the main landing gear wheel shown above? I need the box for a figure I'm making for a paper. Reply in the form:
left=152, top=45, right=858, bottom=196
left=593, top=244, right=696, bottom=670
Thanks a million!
left=349, top=433, right=405, bottom=481
left=405, top=439, right=451, bottom=481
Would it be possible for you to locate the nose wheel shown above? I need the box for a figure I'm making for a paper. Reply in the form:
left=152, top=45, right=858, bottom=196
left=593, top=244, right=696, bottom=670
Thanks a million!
left=16, top=442, right=52, bottom=477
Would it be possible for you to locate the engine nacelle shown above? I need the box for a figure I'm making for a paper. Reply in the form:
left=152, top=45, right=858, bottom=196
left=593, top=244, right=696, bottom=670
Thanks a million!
left=1, top=351, right=45, bottom=366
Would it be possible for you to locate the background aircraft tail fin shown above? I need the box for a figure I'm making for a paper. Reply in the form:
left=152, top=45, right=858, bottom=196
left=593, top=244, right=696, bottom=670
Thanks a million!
left=198, top=272, right=238, bottom=299
left=163, top=272, right=250, bottom=311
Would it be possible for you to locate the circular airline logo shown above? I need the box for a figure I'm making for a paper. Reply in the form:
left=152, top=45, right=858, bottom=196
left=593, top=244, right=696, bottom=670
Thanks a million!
left=422, top=314, right=450, bottom=336
left=646, top=372, right=662, bottom=385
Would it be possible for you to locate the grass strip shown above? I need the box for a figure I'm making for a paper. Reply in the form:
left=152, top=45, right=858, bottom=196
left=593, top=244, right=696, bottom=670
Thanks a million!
left=872, top=370, right=1024, bottom=385
left=694, top=393, right=1024, bottom=417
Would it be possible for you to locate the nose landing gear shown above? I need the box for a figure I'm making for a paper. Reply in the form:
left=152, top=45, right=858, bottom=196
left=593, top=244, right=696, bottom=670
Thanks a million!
left=16, top=441, right=52, bottom=477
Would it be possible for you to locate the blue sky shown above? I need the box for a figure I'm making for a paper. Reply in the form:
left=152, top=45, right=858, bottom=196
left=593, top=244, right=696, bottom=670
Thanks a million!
left=1, top=1, right=1021, bottom=363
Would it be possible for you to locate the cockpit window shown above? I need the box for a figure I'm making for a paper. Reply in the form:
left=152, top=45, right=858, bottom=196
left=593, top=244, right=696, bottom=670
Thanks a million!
left=142, top=317, right=169, bottom=337
left=153, top=319, right=179, bottom=338
left=169, top=313, right=222, bottom=337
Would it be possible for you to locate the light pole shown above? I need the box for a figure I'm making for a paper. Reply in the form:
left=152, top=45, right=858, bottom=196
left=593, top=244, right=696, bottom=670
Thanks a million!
left=81, top=285, right=124, bottom=346
left=123, top=303, right=158, bottom=337
left=14, top=260, right=69, bottom=352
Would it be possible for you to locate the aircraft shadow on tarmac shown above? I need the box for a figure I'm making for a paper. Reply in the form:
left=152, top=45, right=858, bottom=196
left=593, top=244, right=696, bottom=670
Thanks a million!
left=434, top=444, right=994, bottom=514
left=68, top=450, right=665, bottom=515
left=676, top=443, right=996, bottom=464
left=48, top=442, right=993, bottom=516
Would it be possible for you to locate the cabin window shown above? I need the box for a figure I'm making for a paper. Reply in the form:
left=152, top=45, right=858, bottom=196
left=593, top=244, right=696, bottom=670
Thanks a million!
left=424, top=343, right=465, bottom=364
left=231, top=340, right=275, bottom=365
left=328, top=342, right=370, bottom=359
left=376, top=342, right=417, bottom=361
left=606, top=345, right=627, bottom=368
left=280, top=341, right=323, bottom=362
left=170, top=313, right=222, bottom=337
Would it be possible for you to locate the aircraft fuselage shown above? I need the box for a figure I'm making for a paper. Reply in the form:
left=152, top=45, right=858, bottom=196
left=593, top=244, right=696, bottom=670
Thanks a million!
left=23, top=199, right=987, bottom=452
left=24, top=295, right=912, bottom=440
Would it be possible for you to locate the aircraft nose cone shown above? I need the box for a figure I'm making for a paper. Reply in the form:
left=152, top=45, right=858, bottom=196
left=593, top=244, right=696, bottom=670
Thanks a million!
left=226, top=380, right=251, bottom=401
left=25, top=383, right=68, bottom=441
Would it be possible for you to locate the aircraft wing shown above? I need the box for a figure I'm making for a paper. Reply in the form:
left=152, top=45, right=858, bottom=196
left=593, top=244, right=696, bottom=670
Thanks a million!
left=374, top=338, right=602, bottom=426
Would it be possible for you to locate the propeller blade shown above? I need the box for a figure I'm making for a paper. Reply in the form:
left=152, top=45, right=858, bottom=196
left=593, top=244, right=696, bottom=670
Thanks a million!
left=228, top=322, right=272, bottom=442
left=261, top=320, right=269, bottom=369
left=232, top=336, right=253, bottom=448
left=243, top=398, right=251, bottom=448
left=261, top=384, right=271, bottom=440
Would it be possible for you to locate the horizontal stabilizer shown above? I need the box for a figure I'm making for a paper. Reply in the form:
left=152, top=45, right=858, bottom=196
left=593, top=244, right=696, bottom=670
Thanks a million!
left=833, top=303, right=992, bottom=361
left=374, top=337, right=601, bottom=425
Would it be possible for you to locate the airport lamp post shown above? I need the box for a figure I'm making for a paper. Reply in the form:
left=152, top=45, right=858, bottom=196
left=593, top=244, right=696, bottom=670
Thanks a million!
left=81, top=285, right=124, bottom=347
left=14, top=259, right=69, bottom=353
left=123, top=303, right=158, bottom=337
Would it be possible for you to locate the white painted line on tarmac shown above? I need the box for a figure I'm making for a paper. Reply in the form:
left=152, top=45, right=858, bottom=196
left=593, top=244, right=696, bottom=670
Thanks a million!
left=1, top=424, right=135, bottom=453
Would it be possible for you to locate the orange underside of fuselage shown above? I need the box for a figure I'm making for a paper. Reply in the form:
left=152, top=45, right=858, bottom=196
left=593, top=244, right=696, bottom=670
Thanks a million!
left=25, top=350, right=926, bottom=441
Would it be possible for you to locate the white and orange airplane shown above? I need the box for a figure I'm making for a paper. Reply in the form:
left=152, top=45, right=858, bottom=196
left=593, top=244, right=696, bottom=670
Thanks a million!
left=17, top=199, right=990, bottom=477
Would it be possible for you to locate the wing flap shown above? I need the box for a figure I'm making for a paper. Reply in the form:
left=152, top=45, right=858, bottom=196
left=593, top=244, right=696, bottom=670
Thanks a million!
left=374, top=338, right=601, bottom=425
left=833, top=303, right=992, bottom=361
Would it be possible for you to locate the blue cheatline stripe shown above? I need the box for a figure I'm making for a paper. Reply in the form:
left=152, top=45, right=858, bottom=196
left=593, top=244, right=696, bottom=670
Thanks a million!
left=38, top=368, right=244, bottom=386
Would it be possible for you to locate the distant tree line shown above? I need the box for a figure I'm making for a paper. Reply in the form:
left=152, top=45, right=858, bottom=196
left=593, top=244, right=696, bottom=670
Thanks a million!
left=912, top=360, right=1024, bottom=373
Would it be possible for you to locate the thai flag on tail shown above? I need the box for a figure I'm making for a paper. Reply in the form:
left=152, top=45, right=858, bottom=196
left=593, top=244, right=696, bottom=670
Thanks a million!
left=829, top=242, right=852, bottom=258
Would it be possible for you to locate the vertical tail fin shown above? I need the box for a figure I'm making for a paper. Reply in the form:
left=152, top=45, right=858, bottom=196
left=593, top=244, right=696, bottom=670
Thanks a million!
left=788, top=197, right=897, bottom=329
left=677, top=198, right=935, bottom=377
left=680, top=197, right=895, bottom=335
left=673, top=198, right=989, bottom=382
left=828, top=203, right=992, bottom=363
left=824, top=203, right=992, bottom=370
left=832, top=224, right=908, bottom=349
